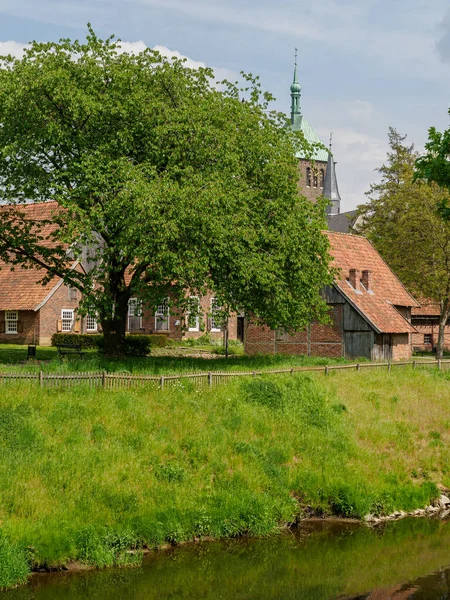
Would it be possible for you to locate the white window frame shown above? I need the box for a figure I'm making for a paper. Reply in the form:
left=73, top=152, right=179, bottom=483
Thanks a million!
left=187, top=296, right=200, bottom=332
left=5, top=311, right=18, bottom=334
left=210, top=298, right=222, bottom=332
left=128, top=298, right=143, bottom=331
left=61, top=309, right=74, bottom=332
left=155, top=298, right=170, bottom=331
left=86, top=314, right=98, bottom=332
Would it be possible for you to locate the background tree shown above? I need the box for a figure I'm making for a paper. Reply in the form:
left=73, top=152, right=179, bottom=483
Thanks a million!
left=0, top=27, right=332, bottom=355
left=359, top=127, right=450, bottom=358
left=415, top=115, right=450, bottom=219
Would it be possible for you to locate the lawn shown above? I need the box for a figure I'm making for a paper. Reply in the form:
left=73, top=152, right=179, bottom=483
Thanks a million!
left=0, top=343, right=350, bottom=375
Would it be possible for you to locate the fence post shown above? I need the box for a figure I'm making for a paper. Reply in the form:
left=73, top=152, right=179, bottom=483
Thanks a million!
left=102, top=371, right=106, bottom=388
left=252, top=371, right=256, bottom=377
left=160, top=376, right=165, bottom=388
left=356, top=364, right=360, bottom=372
left=412, top=360, right=416, bottom=370
left=325, top=366, right=329, bottom=376
left=39, top=370, right=43, bottom=388
left=290, top=368, right=294, bottom=375
left=388, top=361, right=391, bottom=373
left=438, top=359, right=442, bottom=371
left=208, top=372, right=212, bottom=387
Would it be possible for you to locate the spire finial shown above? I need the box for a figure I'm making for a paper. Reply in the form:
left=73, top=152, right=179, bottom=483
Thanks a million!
left=329, top=132, right=333, bottom=150
left=290, top=48, right=301, bottom=122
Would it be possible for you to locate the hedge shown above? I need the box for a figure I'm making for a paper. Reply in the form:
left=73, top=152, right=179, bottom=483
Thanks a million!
left=51, top=333, right=169, bottom=355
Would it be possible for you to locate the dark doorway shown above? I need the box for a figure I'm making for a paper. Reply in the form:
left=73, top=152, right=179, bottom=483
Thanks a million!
left=237, top=317, right=245, bottom=343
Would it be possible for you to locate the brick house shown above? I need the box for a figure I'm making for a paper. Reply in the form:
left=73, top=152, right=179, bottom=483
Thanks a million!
left=126, top=292, right=240, bottom=342
left=411, top=301, right=450, bottom=353
left=245, top=232, right=418, bottom=361
left=0, top=259, right=92, bottom=346
left=0, top=201, right=239, bottom=345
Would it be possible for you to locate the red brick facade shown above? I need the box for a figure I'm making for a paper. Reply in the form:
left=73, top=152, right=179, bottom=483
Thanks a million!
left=297, top=159, right=327, bottom=202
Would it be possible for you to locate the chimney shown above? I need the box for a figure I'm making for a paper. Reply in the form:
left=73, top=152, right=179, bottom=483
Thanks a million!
left=361, top=270, right=372, bottom=291
left=349, top=269, right=360, bottom=290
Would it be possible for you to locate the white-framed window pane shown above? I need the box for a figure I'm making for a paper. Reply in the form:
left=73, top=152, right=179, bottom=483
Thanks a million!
left=61, top=309, right=74, bottom=332
left=5, top=311, right=18, bottom=334
left=187, top=296, right=200, bottom=331
left=128, top=298, right=143, bottom=331
left=210, top=298, right=222, bottom=331
left=155, top=298, right=169, bottom=331
left=128, top=298, right=142, bottom=317
left=86, top=314, right=97, bottom=331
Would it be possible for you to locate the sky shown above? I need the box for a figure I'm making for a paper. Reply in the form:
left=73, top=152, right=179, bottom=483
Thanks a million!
left=0, top=0, right=449, bottom=211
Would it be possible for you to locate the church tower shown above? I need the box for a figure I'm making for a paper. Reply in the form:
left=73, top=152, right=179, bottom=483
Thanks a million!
left=288, top=51, right=328, bottom=203
left=323, top=136, right=341, bottom=216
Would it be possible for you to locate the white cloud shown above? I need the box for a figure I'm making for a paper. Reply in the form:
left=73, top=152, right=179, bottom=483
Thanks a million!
left=0, top=41, right=28, bottom=59
left=117, top=41, right=238, bottom=83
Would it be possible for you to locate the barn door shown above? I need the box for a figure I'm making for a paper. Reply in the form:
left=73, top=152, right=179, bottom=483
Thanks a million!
left=344, top=331, right=373, bottom=359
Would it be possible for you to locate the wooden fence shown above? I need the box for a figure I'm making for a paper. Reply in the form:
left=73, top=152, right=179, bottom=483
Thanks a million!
left=0, top=358, right=449, bottom=390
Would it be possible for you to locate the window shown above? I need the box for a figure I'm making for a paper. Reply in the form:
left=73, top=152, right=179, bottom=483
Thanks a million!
left=306, top=167, right=312, bottom=187
left=210, top=298, right=222, bottom=332
left=320, top=169, right=325, bottom=188
left=187, top=296, right=200, bottom=332
left=61, top=309, right=74, bottom=332
left=155, top=298, right=169, bottom=331
left=5, top=311, right=18, bottom=334
left=313, top=170, right=318, bottom=188
left=86, top=314, right=98, bottom=332
left=68, top=287, right=77, bottom=301
left=128, top=298, right=142, bottom=332
left=424, top=334, right=432, bottom=345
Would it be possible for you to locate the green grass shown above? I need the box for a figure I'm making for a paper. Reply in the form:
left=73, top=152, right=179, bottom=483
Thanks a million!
left=0, top=343, right=349, bottom=374
left=0, top=366, right=448, bottom=589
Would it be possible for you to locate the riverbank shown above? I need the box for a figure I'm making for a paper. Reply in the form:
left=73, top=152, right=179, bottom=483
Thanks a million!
left=1, top=366, right=450, bottom=590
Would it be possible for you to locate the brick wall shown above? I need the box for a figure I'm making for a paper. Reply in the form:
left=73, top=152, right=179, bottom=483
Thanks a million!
left=0, top=310, right=39, bottom=345
left=39, top=282, right=81, bottom=345
left=412, top=321, right=450, bottom=352
left=297, top=159, right=328, bottom=203
left=391, top=333, right=412, bottom=361
left=245, top=305, right=344, bottom=357
left=137, top=292, right=238, bottom=342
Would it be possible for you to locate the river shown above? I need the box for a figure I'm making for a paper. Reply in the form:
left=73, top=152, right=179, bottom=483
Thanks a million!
left=3, top=517, right=450, bottom=599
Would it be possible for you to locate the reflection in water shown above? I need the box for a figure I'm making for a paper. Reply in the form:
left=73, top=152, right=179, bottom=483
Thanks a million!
left=3, top=518, right=450, bottom=599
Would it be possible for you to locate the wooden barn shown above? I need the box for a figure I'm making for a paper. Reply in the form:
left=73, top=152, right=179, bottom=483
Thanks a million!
left=245, top=231, right=418, bottom=361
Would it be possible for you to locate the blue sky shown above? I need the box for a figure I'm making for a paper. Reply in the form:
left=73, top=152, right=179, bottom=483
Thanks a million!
left=0, top=0, right=449, bottom=210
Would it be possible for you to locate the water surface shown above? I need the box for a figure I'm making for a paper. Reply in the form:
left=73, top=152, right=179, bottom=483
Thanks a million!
left=4, top=518, right=450, bottom=599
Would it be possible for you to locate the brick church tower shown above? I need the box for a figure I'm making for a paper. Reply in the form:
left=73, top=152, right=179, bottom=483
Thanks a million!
left=289, top=53, right=341, bottom=217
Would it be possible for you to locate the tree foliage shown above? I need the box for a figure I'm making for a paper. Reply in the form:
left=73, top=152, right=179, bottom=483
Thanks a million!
left=415, top=117, right=450, bottom=218
left=359, top=127, right=450, bottom=358
left=0, top=27, right=332, bottom=354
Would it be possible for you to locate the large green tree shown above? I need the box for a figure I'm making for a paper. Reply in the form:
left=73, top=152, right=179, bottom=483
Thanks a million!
left=0, top=27, right=332, bottom=355
left=359, top=128, right=450, bottom=358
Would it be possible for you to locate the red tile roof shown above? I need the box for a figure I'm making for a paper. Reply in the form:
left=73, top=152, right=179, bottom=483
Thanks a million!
left=411, top=299, right=440, bottom=317
left=0, top=202, right=67, bottom=310
left=326, top=231, right=418, bottom=334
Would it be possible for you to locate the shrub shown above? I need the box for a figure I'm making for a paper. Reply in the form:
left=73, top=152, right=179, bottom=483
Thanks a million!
left=0, top=532, right=29, bottom=590
left=51, top=333, right=103, bottom=349
left=51, top=333, right=168, bottom=354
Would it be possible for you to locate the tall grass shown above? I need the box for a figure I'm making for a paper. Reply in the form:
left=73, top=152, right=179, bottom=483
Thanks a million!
left=0, top=367, right=447, bottom=588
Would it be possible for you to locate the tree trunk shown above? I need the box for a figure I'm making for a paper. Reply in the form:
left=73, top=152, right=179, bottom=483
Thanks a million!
left=437, top=299, right=450, bottom=360
left=101, top=294, right=129, bottom=356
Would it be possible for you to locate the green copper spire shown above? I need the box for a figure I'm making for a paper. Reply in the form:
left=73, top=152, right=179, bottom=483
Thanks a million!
left=290, top=48, right=301, bottom=123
